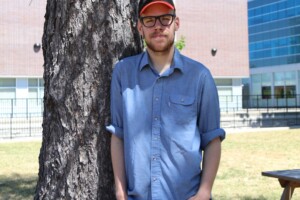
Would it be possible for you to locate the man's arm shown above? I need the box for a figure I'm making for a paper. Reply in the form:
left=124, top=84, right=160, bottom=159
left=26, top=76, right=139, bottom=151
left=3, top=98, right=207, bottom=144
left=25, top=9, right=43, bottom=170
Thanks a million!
left=189, top=137, right=221, bottom=200
left=111, top=134, right=128, bottom=200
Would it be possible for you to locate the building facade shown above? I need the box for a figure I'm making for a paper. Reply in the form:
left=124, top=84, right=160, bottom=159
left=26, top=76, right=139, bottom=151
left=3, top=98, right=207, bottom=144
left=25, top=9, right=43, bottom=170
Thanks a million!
left=176, top=0, right=249, bottom=109
left=0, top=1, right=249, bottom=115
left=0, top=0, right=46, bottom=99
left=248, top=0, right=300, bottom=107
left=0, top=0, right=46, bottom=116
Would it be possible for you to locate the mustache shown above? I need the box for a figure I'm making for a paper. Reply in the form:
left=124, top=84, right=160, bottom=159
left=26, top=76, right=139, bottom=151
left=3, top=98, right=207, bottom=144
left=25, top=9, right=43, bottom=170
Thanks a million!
left=150, top=33, right=166, bottom=37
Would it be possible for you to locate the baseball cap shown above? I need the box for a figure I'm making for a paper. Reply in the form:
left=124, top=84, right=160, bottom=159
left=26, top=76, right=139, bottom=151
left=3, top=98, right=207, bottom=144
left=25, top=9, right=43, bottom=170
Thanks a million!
left=139, top=0, right=175, bottom=16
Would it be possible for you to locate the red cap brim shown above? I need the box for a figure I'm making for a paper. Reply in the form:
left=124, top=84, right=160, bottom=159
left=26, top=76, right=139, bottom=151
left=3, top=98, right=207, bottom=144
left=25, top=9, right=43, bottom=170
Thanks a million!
left=140, top=2, right=175, bottom=15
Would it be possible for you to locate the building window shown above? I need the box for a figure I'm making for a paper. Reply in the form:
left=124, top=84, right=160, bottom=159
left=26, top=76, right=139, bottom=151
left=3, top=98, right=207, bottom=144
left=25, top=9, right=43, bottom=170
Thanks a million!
left=285, top=71, right=296, bottom=85
left=215, top=79, right=233, bottom=102
left=261, top=73, right=272, bottom=99
left=215, top=79, right=232, bottom=86
left=262, top=86, right=271, bottom=99
left=28, top=78, right=44, bottom=104
left=274, top=71, right=297, bottom=99
left=251, top=74, right=261, bottom=95
left=299, top=70, right=300, bottom=94
left=248, top=0, right=300, bottom=68
left=0, top=78, right=16, bottom=99
left=275, top=86, right=285, bottom=99
left=248, top=2, right=300, bottom=26
left=286, top=85, right=296, bottom=98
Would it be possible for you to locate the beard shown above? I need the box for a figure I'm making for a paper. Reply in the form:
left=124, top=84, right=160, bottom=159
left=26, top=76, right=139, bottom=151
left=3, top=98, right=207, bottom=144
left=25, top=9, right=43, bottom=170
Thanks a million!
left=144, top=32, right=175, bottom=53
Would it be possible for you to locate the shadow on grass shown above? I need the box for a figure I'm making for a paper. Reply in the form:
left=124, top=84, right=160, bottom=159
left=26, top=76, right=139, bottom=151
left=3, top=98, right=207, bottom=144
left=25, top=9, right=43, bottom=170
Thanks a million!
left=0, top=174, right=37, bottom=200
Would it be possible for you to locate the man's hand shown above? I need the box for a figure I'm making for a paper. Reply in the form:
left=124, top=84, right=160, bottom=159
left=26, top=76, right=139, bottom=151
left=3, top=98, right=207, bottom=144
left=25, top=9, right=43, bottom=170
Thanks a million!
left=188, top=137, right=221, bottom=200
left=188, top=190, right=211, bottom=200
left=115, top=193, right=128, bottom=200
left=111, top=134, right=128, bottom=200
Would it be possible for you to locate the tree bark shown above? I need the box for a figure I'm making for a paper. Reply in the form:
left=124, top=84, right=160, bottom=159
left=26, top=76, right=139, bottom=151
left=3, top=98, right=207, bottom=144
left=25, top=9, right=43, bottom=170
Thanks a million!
left=35, top=0, right=142, bottom=199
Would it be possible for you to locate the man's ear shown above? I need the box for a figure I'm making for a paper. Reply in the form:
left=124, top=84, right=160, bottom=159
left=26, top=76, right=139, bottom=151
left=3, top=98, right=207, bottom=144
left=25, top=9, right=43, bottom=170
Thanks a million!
left=174, top=17, right=180, bottom=31
left=137, top=20, right=144, bottom=37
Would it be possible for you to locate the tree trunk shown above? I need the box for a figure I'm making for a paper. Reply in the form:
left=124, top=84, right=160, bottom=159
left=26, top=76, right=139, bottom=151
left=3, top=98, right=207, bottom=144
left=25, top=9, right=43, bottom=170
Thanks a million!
left=35, top=0, right=142, bottom=199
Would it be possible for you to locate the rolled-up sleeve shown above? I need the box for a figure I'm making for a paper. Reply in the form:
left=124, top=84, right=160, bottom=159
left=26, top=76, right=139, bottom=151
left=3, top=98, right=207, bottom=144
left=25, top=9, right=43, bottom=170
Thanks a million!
left=200, top=128, right=225, bottom=150
left=198, top=70, right=226, bottom=150
left=106, top=63, right=124, bottom=140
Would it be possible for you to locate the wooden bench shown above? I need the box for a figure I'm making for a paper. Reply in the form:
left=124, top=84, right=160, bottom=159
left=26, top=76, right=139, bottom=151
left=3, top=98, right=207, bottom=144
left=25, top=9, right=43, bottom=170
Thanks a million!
left=262, top=169, right=300, bottom=200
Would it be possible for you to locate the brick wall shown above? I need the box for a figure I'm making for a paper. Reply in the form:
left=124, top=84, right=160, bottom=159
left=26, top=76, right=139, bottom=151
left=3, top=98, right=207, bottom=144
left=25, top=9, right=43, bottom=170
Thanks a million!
left=0, top=0, right=46, bottom=77
left=0, top=1, right=249, bottom=78
left=176, top=0, right=249, bottom=77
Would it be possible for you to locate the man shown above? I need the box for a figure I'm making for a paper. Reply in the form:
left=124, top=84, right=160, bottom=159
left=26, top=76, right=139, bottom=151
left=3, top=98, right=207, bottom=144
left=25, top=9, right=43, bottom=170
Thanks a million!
left=106, top=0, right=226, bottom=199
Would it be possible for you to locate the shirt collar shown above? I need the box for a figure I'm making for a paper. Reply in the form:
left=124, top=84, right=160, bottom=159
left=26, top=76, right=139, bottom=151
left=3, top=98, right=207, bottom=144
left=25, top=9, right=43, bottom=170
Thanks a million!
left=139, top=48, right=185, bottom=73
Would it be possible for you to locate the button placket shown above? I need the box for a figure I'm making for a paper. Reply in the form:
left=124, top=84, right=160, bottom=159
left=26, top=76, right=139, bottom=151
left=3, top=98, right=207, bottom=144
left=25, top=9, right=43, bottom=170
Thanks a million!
left=151, top=77, right=163, bottom=198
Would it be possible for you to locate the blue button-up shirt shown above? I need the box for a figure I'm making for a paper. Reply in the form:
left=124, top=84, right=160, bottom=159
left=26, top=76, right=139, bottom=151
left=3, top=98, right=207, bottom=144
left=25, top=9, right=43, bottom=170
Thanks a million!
left=107, top=49, right=225, bottom=200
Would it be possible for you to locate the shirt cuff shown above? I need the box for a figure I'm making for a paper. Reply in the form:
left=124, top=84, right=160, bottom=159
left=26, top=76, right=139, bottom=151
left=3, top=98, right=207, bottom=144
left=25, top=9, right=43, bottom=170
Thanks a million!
left=200, top=128, right=226, bottom=150
left=106, top=124, right=124, bottom=139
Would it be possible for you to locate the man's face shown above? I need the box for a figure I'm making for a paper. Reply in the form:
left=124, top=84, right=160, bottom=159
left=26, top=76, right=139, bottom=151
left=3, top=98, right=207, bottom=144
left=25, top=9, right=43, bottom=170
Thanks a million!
left=138, top=4, right=179, bottom=53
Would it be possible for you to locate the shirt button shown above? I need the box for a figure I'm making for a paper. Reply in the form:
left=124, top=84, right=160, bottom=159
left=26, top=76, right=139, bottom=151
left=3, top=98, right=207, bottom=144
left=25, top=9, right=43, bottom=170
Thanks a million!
left=153, top=177, right=157, bottom=182
left=155, top=97, right=159, bottom=101
left=154, top=117, right=158, bottom=121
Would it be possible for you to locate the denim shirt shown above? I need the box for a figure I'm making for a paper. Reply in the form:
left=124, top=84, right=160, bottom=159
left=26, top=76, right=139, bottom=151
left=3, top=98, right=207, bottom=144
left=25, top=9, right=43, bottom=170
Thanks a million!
left=106, top=48, right=225, bottom=200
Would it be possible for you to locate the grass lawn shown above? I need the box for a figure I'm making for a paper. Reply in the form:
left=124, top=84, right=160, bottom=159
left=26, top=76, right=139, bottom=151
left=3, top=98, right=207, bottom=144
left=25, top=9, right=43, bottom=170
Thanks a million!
left=213, top=128, right=300, bottom=199
left=0, top=128, right=299, bottom=199
left=0, top=140, right=41, bottom=200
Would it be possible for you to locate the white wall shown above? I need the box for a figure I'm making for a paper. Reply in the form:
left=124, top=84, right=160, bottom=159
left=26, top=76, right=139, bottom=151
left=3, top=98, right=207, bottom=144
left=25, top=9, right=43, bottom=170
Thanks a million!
left=232, top=79, right=243, bottom=96
left=16, top=78, right=28, bottom=99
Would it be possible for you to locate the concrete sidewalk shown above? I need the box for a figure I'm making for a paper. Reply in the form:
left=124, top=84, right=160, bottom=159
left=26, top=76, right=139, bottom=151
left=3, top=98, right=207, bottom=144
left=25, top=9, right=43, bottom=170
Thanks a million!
left=0, top=135, right=42, bottom=143
left=225, top=125, right=300, bottom=134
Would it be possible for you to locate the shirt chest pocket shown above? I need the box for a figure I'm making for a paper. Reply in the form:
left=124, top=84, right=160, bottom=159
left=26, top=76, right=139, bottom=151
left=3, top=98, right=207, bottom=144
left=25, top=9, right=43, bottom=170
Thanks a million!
left=167, top=94, right=196, bottom=124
